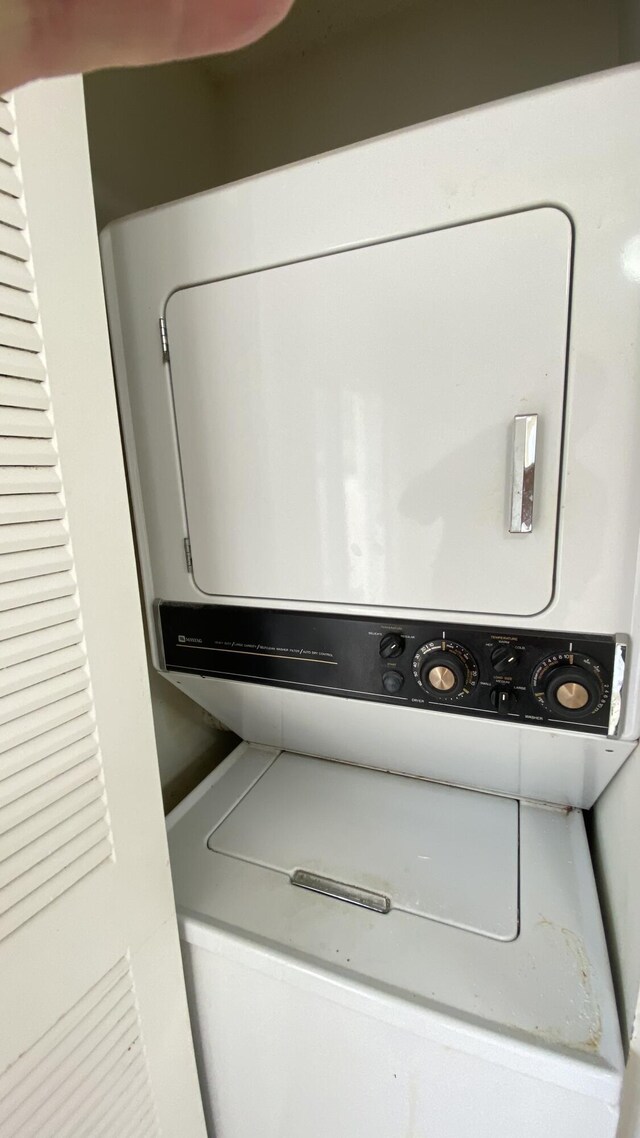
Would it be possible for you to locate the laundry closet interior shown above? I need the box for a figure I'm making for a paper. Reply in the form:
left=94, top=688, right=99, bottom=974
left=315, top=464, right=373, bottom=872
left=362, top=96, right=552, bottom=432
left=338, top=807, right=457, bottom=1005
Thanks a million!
left=84, top=1, right=640, bottom=1133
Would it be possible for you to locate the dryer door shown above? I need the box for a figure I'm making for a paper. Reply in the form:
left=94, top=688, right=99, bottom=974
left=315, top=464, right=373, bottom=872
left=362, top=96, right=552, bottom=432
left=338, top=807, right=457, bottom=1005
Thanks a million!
left=166, top=207, right=571, bottom=616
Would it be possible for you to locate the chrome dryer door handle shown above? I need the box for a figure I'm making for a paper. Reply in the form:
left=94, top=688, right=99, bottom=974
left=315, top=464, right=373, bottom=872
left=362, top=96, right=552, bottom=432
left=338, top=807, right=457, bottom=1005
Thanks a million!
left=510, top=414, right=538, bottom=534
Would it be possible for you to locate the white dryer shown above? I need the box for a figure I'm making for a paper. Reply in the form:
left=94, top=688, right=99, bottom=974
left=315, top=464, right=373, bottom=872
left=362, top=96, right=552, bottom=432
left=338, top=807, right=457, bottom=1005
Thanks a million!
left=102, top=64, right=640, bottom=1137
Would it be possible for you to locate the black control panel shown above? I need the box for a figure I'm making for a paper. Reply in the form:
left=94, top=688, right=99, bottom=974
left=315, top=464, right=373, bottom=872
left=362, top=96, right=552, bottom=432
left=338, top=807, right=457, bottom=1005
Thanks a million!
left=158, top=602, right=624, bottom=736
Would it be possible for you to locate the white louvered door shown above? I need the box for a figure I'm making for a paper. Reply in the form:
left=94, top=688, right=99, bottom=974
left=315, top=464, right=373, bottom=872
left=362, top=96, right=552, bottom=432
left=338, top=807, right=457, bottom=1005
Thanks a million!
left=0, top=81, right=206, bottom=1137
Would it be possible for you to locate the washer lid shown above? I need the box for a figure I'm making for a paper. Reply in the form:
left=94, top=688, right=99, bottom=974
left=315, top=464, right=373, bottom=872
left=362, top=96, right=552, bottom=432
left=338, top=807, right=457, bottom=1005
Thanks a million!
left=207, top=753, right=519, bottom=941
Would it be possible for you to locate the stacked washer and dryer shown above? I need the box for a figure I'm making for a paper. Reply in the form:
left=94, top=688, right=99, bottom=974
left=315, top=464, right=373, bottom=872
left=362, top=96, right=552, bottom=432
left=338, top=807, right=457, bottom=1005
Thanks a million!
left=103, top=65, right=640, bottom=1138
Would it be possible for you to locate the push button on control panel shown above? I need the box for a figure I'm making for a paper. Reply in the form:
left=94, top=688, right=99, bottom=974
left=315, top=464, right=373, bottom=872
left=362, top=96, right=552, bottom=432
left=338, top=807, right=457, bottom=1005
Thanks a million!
left=382, top=670, right=404, bottom=694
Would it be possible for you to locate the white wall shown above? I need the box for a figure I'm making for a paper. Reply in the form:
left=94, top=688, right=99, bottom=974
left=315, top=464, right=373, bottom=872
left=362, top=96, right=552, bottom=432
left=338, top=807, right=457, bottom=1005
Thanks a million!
left=84, top=61, right=222, bottom=229
left=618, top=0, right=640, bottom=62
left=210, top=0, right=620, bottom=185
left=147, top=669, right=236, bottom=813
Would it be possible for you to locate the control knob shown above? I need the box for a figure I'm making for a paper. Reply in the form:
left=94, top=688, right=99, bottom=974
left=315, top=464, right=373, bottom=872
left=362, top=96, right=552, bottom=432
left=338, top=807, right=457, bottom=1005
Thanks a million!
left=491, top=687, right=517, bottom=715
left=531, top=652, right=607, bottom=720
left=491, top=644, right=519, bottom=675
left=379, top=632, right=405, bottom=659
left=545, top=666, right=601, bottom=716
left=413, top=640, right=478, bottom=700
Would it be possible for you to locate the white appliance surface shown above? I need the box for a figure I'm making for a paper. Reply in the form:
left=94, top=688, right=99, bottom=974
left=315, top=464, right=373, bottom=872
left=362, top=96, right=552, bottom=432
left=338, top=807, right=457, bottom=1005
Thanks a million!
left=102, top=66, right=640, bottom=789
left=207, top=751, right=518, bottom=939
left=172, top=669, right=636, bottom=808
left=168, top=744, right=623, bottom=1138
left=166, top=208, right=571, bottom=616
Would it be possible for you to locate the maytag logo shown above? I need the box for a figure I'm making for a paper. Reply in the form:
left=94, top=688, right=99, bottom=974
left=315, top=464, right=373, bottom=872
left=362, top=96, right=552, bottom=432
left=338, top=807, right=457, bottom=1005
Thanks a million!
left=178, top=635, right=203, bottom=644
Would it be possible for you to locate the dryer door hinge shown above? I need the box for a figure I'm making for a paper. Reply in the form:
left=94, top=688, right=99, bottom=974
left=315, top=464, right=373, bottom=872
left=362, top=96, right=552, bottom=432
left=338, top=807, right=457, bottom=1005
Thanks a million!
left=184, top=537, right=193, bottom=573
left=159, top=316, right=170, bottom=364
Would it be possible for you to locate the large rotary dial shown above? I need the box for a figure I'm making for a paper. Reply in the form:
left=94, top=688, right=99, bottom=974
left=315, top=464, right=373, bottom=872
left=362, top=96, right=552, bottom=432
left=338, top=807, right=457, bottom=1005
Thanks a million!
left=412, top=640, right=478, bottom=700
left=531, top=651, right=609, bottom=720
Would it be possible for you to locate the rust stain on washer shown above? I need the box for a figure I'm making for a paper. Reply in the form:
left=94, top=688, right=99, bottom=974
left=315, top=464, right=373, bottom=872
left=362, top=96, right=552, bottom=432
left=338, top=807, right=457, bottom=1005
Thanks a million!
left=535, top=916, right=602, bottom=1052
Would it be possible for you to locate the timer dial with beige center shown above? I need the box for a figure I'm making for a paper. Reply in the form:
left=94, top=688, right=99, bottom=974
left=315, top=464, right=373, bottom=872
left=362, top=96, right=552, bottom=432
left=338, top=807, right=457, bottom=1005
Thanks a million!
left=412, top=640, right=479, bottom=700
left=531, top=651, right=609, bottom=720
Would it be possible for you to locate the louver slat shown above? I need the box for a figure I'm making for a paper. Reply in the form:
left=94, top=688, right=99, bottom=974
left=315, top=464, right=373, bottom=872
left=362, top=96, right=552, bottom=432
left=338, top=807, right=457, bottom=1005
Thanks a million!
left=0, top=959, right=129, bottom=1101
left=0, top=569, right=76, bottom=612
left=0, top=436, right=56, bottom=464
left=0, top=797, right=107, bottom=891
left=9, top=1009, right=143, bottom=1137
left=52, top=1061, right=152, bottom=1138
left=0, top=406, right=53, bottom=437
left=57, top=1053, right=148, bottom=1138
left=0, top=594, right=79, bottom=640
left=0, top=283, right=38, bottom=322
left=0, top=737, right=99, bottom=809
left=0, top=165, right=19, bottom=202
left=0, top=162, right=20, bottom=199
left=0, top=103, right=12, bottom=134
left=0, top=665, right=89, bottom=728
left=0, top=712, right=95, bottom=781
left=0, top=191, right=26, bottom=230
left=0, top=313, right=42, bottom=352
left=0, top=131, right=17, bottom=166
left=0, top=544, right=72, bottom=582
left=0, top=377, right=49, bottom=410
left=13, top=1008, right=143, bottom=1138
left=0, top=467, right=62, bottom=495
left=0, top=224, right=29, bottom=261
left=0, top=519, right=67, bottom=555
left=0, top=253, right=32, bottom=291
left=0, top=965, right=145, bottom=1133
left=0, top=836, right=112, bottom=942
left=0, top=988, right=141, bottom=1133
left=54, top=1054, right=151, bottom=1138
left=0, top=689, right=93, bottom=755
left=0, top=345, right=46, bottom=381
left=0, top=755, right=101, bottom=845
left=111, top=1097, right=158, bottom=1138
left=0, top=619, right=81, bottom=668
left=0, top=816, right=110, bottom=918
left=0, top=494, right=63, bottom=525
left=0, top=641, right=85, bottom=697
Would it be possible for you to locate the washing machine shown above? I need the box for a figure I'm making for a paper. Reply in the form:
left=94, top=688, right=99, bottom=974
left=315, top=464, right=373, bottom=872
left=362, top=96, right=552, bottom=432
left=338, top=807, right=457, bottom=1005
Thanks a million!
left=102, top=64, right=640, bottom=1137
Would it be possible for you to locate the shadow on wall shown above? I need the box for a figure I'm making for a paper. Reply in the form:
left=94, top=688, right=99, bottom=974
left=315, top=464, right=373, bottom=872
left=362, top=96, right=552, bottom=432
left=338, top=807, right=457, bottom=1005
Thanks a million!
left=149, top=668, right=239, bottom=815
left=84, top=61, right=222, bottom=230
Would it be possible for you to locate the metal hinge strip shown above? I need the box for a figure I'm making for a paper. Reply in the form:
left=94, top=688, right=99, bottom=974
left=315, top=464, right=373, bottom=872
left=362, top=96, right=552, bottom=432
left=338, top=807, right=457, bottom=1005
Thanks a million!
left=159, top=316, right=170, bottom=364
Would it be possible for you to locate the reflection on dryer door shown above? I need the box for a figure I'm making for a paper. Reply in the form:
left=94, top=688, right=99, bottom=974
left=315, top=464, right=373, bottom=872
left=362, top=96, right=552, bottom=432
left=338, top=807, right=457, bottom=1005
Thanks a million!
left=165, top=207, right=571, bottom=616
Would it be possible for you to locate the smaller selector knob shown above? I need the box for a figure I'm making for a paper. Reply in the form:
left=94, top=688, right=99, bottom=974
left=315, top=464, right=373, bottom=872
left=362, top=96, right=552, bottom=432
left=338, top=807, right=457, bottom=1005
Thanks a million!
left=491, top=687, right=517, bottom=715
left=382, top=670, right=404, bottom=694
left=421, top=653, right=466, bottom=698
left=545, top=666, right=601, bottom=717
left=379, top=632, right=405, bottom=659
left=491, top=645, right=519, bottom=674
